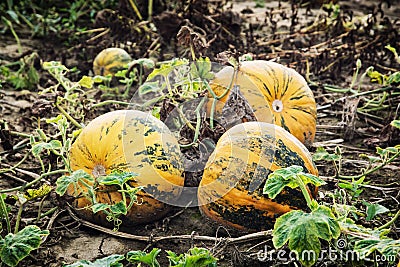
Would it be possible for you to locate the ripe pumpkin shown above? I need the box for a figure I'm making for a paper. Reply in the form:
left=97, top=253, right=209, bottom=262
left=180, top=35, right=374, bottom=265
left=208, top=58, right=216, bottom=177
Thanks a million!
left=209, top=60, right=317, bottom=146
left=67, top=110, right=184, bottom=226
left=93, top=48, right=132, bottom=76
left=198, top=122, right=318, bottom=231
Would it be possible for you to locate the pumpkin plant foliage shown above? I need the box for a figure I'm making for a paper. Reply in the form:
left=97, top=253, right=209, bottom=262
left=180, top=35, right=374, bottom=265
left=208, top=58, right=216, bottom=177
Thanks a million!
left=126, top=248, right=161, bottom=267
left=56, top=169, right=141, bottom=230
left=166, top=247, right=218, bottom=267
left=264, top=165, right=340, bottom=267
left=63, top=254, right=125, bottom=267
left=56, top=169, right=94, bottom=197
left=0, top=225, right=49, bottom=267
left=66, top=247, right=218, bottom=267
left=341, top=219, right=400, bottom=263
left=363, top=201, right=389, bottom=221
left=272, top=206, right=341, bottom=267
left=264, top=165, right=400, bottom=266
left=264, top=165, right=326, bottom=200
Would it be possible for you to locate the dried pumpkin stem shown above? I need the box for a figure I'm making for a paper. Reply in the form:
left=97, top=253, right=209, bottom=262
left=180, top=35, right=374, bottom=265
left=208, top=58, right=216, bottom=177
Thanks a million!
left=92, top=164, right=106, bottom=178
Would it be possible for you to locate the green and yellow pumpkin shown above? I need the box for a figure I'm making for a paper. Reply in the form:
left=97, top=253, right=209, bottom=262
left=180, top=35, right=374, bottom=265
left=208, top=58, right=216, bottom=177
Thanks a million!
left=67, top=110, right=184, bottom=226
left=93, top=48, right=132, bottom=76
left=209, top=60, right=317, bottom=146
left=198, top=122, right=318, bottom=231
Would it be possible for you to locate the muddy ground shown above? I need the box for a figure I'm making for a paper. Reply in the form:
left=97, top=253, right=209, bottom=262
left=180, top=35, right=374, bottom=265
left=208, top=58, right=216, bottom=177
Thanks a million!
left=0, top=0, right=400, bottom=266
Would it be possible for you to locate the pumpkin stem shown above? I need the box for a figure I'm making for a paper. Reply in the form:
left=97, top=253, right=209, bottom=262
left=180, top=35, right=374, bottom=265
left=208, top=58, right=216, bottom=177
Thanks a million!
left=92, top=164, right=106, bottom=178
left=272, top=99, right=283, bottom=113
left=295, top=174, right=314, bottom=211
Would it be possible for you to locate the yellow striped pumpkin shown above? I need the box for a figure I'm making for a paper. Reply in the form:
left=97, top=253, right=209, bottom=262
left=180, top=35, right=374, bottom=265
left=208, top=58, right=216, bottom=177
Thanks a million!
left=209, top=60, right=317, bottom=146
left=198, top=122, right=318, bottom=231
left=93, top=48, right=132, bottom=76
left=67, top=110, right=184, bottom=226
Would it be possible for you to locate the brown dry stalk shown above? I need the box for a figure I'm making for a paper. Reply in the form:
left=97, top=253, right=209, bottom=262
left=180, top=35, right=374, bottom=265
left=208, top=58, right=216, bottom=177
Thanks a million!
left=66, top=206, right=272, bottom=244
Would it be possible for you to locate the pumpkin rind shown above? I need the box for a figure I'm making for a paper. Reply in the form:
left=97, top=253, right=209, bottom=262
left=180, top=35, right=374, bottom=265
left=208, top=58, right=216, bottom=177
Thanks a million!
left=198, top=122, right=318, bottom=231
left=67, top=110, right=184, bottom=226
left=209, top=60, right=317, bottom=146
left=93, top=48, right=132, bottom=76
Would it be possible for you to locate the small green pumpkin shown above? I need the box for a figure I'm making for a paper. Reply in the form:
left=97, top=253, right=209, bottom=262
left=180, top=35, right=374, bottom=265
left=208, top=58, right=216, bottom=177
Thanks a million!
left=198, top=122, right=318, bottom=231
left=93, top=48, right=132, bottom=76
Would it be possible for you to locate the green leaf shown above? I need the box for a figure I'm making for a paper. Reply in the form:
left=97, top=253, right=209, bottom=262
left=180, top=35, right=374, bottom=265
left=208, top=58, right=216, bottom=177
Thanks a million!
left=338, top=176, right=365, bottom=197
left=359, top=154, right=382, bottom=163
left=97, top=171, right=138, bottom=187
left=391, top=119, right=400, bottom=130
left=263, top=175, right=293, bottom=199
left=45, top=114, right=65, bottom=124
left=27, top=65, right=39, bottom=87
left=0, top=225, right=49, bottom=267
left=130, top=58, right=155, bottom=69
left=6, top=10, right=20, bottom=24
left=387, top=72, right=400, bottom=84
left=263, top=165, right=325, bottom=199
left=91, top=203, right=109, bottom=214
left=312, top=147, right=341, bottom=161
left=147, top=58, right=188, bottom=81
left=364, top=202, right=389, bottom=221
left=31, top=140, right=62, bottom=156
left=93, top=73, right=113, bottom=83
left=151, top=106, right=161, bottom=119
left=138, top=81, right=163, bottom=95
left=190, top=57, right=214, bottom=80
left=126, top=248, right=161, bottom=267
left=55, top=169, right=94, bottom=196
left=167, top=247, right=217, bottom=267
left=272, top=206, right=340, bottom=267
left=109, top=201, right=127, bottom=215
left=376, top=146, right=398, bottom=157
left=166, top=251, right=182, bottom=265
left=64, top=254, right=125, bottom=267
left=299, top=173, right=327, bottom=187
left=78, top=75, right=94, bottom=89
left=42, top=61, right=69, bottom=72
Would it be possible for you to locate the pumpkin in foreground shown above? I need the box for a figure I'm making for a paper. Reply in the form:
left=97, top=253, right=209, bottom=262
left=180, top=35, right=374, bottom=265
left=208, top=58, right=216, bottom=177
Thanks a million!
left=93, top=47, right=132, bottom=76
left=67, top=110, right=184, bottom=226
left=209, top=60, right=317, bottom=146
left=198, top=122, right=318, bottom=231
